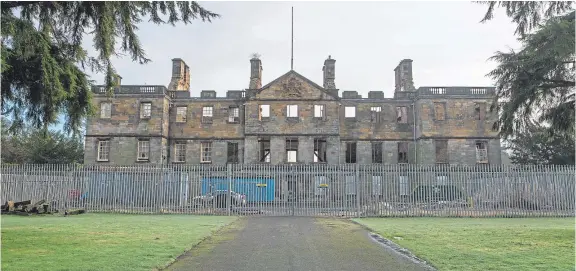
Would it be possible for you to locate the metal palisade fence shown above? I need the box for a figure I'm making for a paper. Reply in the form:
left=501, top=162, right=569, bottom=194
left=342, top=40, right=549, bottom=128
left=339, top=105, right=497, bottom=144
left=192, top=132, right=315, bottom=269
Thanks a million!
left=1, top=164, right=574, bottom=218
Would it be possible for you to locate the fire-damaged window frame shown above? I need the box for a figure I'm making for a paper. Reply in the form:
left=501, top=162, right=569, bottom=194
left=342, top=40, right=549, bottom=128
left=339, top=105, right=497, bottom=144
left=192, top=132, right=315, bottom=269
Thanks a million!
left=371, top=106, right=382, bottom=123
left=137, top=139, right=150, bottom=162
left=174, top=142, right=187, bottom=163
left=227, top=142, right=239, bottom=163
left=258, top=138, right=271, bottom=163
left=475, top=102, right=486, bottom=120
left=228, top=106, right=240, bottom=123
left=202, top=106, right=214, bottom=124
left=97, top=139, right=110, bottom=162
left=314, top=104, right=325, bottom=119
left=397, top=142, right=408, bottom=163
left=345, top=142, right=357, bottom=163
left=200, top=142, right=212, bottom=163
left=475, top=141, right=488, bottom=164
left=396, top=106, right=408, bottom=123
left=435, top=139, right=448, bottom=164
left=313, top=138, right=327, bottom=163
left=286, top=138, right=298, bottom=163
left=140, top=102, right=152, bottom=119
left=176, top=106, right=187, bottom=123
left=100, top=102, right=111, bottom=118
left=434, top=102, right=446, bottom=121
left=259, top=104, right=270, bottom=121
left=371, top=142, right=383, bottom=163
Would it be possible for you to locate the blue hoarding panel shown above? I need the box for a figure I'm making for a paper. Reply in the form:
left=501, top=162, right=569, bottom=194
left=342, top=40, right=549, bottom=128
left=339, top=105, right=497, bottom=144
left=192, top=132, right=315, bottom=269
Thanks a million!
left=201, top=178, right=275, bottom=202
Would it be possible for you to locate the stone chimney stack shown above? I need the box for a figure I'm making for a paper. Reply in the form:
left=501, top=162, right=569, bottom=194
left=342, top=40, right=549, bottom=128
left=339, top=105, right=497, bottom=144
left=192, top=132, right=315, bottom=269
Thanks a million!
left=322, top=55, right=336, bottom=89
left=249, top=56, right=263, bottom=89
left=114, top=74, right=122, bottom=86
left=394, top=59, right=415, bottom=92
left=168, top=58, right=190, bottom=91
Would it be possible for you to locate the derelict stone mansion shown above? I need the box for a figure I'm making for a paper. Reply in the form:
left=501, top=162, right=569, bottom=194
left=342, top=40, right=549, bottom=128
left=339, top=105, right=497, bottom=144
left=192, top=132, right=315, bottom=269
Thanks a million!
left=84, top=56, right=501, bottom=165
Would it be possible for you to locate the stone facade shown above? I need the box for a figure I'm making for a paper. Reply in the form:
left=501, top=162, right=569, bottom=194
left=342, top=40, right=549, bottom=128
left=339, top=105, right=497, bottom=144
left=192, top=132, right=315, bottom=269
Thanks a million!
left=84, top=57, right=502, bottom=165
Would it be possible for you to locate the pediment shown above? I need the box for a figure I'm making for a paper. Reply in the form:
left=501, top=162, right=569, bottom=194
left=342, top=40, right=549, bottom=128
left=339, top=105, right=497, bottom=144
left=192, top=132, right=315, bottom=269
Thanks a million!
left=251, top=70, right=338, bottom=100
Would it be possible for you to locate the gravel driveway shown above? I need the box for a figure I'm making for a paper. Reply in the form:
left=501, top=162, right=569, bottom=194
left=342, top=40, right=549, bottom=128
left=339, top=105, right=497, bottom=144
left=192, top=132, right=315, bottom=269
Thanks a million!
left=164, top=217, right=430, bottom=271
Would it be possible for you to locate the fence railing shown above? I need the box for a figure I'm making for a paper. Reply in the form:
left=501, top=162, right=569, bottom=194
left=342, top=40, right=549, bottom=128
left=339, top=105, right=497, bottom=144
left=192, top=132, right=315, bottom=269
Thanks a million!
left=1, top=164, right=574, bottom=217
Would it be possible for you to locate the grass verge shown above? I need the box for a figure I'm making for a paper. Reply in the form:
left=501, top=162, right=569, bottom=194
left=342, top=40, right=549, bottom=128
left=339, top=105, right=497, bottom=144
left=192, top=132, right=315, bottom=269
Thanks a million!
left=1, top=213, right=237, bottom=271
left=353, top=218, right=574, bottom=271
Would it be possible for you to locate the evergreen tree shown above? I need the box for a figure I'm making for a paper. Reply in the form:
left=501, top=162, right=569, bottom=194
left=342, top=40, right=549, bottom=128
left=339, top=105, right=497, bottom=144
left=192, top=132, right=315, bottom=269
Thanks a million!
left=1, top=2, right=219, bottom=135
left=506, top=123, right=575, bottom=165
left=1, top=118, right=85, bottom=164
left=477, top=1, right=575, bottom=138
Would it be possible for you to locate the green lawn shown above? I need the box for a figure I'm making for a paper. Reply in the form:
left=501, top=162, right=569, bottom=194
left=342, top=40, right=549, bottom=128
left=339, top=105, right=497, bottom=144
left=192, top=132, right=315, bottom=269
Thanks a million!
left=353, top=218, right=575, bottom=271
left=1, top=213, right=237, bottom=271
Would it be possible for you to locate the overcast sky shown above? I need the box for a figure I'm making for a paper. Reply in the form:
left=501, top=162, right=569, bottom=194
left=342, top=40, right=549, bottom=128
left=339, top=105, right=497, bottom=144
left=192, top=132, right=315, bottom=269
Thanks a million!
left=86, top=1, right=520, bottom=99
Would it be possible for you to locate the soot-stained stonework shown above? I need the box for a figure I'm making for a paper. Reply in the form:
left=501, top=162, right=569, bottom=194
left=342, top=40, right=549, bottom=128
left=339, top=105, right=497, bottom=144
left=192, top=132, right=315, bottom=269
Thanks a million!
left=84, top=56, right=501, bottom=165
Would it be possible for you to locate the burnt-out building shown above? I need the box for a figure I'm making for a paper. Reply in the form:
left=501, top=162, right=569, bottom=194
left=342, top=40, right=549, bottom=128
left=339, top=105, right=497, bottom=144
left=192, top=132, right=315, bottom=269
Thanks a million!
left=84, top=56, right=502, bottom=165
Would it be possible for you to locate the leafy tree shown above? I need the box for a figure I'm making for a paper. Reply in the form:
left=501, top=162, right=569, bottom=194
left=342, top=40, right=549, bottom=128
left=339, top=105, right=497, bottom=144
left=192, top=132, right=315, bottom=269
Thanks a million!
left=1, top=118, right=85, bottom=164
left=1, top=2, right=219, bottom=135
left=506, top=123, right=575, bottom=165
left=476, top=1, right=575, bottom=138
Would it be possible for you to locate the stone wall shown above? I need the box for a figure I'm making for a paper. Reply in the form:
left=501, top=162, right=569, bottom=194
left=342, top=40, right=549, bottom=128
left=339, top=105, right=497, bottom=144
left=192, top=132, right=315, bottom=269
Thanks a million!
left=88, top=95, right=168, bottom=136
left=84, top=136, right=165, bottom=165
left=169, top=99, right=244, bottom=139
left=84, top=58, right=501, bottom=166
left=339, top=101, right=414, bottom=140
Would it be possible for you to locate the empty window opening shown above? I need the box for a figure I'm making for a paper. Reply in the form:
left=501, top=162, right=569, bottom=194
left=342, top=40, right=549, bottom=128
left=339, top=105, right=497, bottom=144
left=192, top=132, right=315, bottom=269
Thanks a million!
left=314, top=105, right=325, bottom=118
left=396, top=106, right=407, bottom=123
left=398, top=142, right=408, bottom=163
left=97, top=140, right=110, bottom=161
left=287, top=105, right=298, bottom=118
left=475, top=103, right=486, bottom=120
left=200, top=142, right=212, bottom=163
left=491, top=121, right=499, bottom=132
left=258, top=139, right=271, bottom=163
left=227, top=142, right=239, bottom=163
left=100, top=102, right=111, bottom=118
left=140, top=102, right=152, bottom=118
left=174, top=142, right=186, bottom=162
left=345, top=142, right=357, bottom=163
left=137, top=140, right=150, bottom=161
left=228, top=106, right=239, bottom=123
left=371, top=106, right=382, bottom=123
left=345, top=106, right=356, bottom=118
left=372, top=142, right=383, bottom=163
left=314, top=139, right=327, bottom=163
left=435, top=140, right=448, bottom=163
left=259, top=104, right=270, bottom=120
left=286, top=138, right=298, bottom=162
left=434, top=103, right=445, bottom=121
left=475, top=142, right=488, bottom=163
left=176, top=107, right=187, bottom=122
left=202, top=106, right=213, bottom=123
